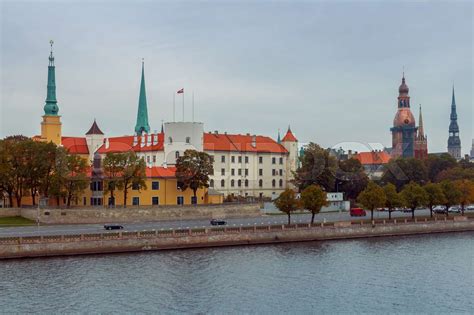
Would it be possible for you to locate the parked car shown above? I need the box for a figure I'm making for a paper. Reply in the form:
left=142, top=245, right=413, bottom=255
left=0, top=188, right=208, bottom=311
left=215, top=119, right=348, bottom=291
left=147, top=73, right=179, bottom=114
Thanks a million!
left=104, top=224, right=124, bottom=230
left=448, top=206, right=461, bottom=213
left=350, top=208, right=366, bottom=217
left=210, top=219, right=227, bottom=226
left=466, top=205, right=474, bottom=211
left=433, top=205, right=446, bottom=213
left=377, top=208, right=388, bottom=212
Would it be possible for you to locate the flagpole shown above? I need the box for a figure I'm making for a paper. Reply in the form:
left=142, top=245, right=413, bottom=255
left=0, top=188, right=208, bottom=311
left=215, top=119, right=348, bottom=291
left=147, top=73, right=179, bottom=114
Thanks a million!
left=182, top=90, right=185, bottom=122
left=192, top=91, right=195, bottom=122
left=173, top=93, right=176, bottom=122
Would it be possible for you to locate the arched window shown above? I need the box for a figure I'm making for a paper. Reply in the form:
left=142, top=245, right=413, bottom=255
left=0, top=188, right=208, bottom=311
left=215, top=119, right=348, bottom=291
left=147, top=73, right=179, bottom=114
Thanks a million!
left=221, top=179, right=225, bottom=187
left=210, top=179, right=214, bottom=188
left=279, top=179, right=283, bottom=187
left=238, top=179, right=242, bottom=187
left=175, top=151, right=180, bottom=159
left=259, top=179, right=263, bottom=187
left=231, top=179, right=235, bottom=187
left=245, top=179, right=249, bottom=187
left=168, top=137, right=173, bottom=144
left=272, top=179, right=276, bottom=187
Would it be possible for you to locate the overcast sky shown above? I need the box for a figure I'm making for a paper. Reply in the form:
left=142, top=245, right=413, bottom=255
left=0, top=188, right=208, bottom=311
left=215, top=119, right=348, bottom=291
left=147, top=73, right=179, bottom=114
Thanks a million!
left=1, top=1, right=472, bottom=155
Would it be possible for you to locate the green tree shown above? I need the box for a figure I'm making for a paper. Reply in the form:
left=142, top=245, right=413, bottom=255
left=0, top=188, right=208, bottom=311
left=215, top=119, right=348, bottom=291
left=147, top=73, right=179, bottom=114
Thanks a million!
left=436, top=167, right=474, bottom=182
left=295, top=142, right=337, bottom=192
left=274, top=189, right=300, bottom=224
left=424, top=154, right=457, bottom=182
left=121, top=151, right=147, bottom=208
left=440, top=181, right=462, bottom=217
left=64, top=154, right=89, bottom=207
left=49, top=148, right=69, bottom=206
left=423, top=182, right=447, bottom=218
left=176, top=150, right=213, bottom=203
left=357, top=181, right=386, bottom=221
left=400, top=181, right=428, bottom=219
left=383, top=183, right=403, bottom=220
left=103, top=153, right=127, bottom=207
left=300, top=185, right=328, bottom=224
left=454, top=179, right=474, bottom=215
left=382, top=158, right=428, bottom=191
left=337, top=158, right=369, bottom=200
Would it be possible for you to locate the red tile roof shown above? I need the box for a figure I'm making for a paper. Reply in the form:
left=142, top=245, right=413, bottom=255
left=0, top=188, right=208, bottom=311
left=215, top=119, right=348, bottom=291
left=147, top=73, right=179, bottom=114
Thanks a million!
left=96, top=134, right=164, bottom=154
left=146, top=166, right=177, bottom=178
left=69, top=132, right=286, bottom=155
left=281, top=128, right=297, bottom=142
left=354, top=151, right=391, bottom=165
left=204, top=133, right=287, bottom=153
left=62, top=137, right=89, bottom=154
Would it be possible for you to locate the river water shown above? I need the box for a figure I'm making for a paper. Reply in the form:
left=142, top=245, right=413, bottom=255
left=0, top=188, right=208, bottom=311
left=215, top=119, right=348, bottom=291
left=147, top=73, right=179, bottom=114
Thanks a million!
left=1, top=232, right=473, bottom=314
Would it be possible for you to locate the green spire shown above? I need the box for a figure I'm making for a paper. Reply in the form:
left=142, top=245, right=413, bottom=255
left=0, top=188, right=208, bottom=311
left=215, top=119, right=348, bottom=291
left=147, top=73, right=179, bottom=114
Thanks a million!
left=277, top=129, right=281, bottom=144
left=43, top=40, right=59, bottom=116
left=134, top=59, right=150, bottom=135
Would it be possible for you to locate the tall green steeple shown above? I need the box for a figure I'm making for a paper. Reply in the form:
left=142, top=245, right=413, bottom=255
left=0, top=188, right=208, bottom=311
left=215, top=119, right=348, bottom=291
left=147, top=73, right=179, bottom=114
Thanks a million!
left=44, top=40, right=59, bottom=116
left=134, top=60, right=150, bottom=135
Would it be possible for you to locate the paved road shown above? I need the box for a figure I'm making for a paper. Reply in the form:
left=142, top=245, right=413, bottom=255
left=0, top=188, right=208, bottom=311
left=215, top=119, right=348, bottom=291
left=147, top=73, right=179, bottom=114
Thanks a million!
left=0, top=209, right=441, bottom=237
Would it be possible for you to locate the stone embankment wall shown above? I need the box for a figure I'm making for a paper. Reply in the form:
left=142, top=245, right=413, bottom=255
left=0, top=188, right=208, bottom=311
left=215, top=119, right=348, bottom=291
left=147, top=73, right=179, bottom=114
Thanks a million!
left=2, top=203, right=262, bottom=224
left=0, top=217, right=472, bottom=259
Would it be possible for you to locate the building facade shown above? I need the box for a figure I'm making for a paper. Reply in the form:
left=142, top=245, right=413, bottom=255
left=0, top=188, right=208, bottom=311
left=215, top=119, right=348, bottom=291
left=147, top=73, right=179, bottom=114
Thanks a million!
left=447, top=87, right=461, bottom=159
left=36, top=43, right=297, bottom=204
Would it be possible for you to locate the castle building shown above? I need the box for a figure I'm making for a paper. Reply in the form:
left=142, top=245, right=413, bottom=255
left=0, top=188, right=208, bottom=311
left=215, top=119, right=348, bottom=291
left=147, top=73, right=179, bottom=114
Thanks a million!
left=34, top=43, right=297, bottom=206
left=390, top=74, right=427, bottom=159
left=414, top=105, right=428, bottom=159
left=447, top=87, right=461, bottom=159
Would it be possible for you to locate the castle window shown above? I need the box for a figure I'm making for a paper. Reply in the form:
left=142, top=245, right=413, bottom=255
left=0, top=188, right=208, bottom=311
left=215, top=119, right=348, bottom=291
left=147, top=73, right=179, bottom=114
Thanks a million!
left=272, top=157, right=276, bottom=164
left=245, top=156, right=249, bottom=163
left=231, top=169, right=235, bottom=176
left=186, top=137, right=191, bottom=144
left=221, top=168, right=225, bottom=176
left=175, top=151, right=180, bottom=159
left=245, top=179, right=249, bottom=187
left=272, top=179, right=276, bottom=187
left=231, top=179, right=235, bottom=187
left=221, top=179, right=225, bottom=187
left=152, top=181, right=160, bottom=190
left=245, top=169, right=248, bottom=176
left=279, top=179, right=283, bottom=187
left=259, top=169, right=263, bottom=176
left=259, top=179, right=263, bottom=187
left=279, top=157, right=283, bottom=164
left=238, top=169, right=242, bottom=176
left=231, top=156, right=235, bottom=163
left=238, top=156, right=242, bottom=163
left=259, top=156, right=263, bottom=164
left=210, top=179, right=214, bottom=188
left=152, top=197, right=159, bottom=205
left=238, top=179, right=242, bottom=187
left=221, top=155, right=225, bottom=163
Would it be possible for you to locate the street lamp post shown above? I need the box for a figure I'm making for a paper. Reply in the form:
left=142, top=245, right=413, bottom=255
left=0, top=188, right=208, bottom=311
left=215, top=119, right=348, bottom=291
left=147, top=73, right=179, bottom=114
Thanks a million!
left=35, top=189, right=40, bottom=229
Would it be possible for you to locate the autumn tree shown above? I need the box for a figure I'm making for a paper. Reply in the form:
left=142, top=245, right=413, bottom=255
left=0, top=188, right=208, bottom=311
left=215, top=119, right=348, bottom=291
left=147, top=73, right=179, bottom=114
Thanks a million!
left=300, top=185, right=328, bottom=224
left=103, top=153, right=126, bottom=207
left=423, top=182, right=447, bottom=218
left=440, top=181, right=462, bottom=217
left=336, top=158, right=369, bottom=200
left=400, top=181, right=428, bottom=219
left=357, top=181, right=386, bottom=221
left=176, top=150, right=213, bottom=203
left=454, top=179, right=474, bottom=215
left=424, top=154, right=457, bottom=182
left=381, top=158, right=428, bottom=191
left=295, top=143, right=337, bottom=192
left=64, top=154, right=89, bottom=207
left=383, top=183, right=403, bottom=220
left=274, top=189, right=300, bottom=224
left=121, top=152, right=147, bottom=208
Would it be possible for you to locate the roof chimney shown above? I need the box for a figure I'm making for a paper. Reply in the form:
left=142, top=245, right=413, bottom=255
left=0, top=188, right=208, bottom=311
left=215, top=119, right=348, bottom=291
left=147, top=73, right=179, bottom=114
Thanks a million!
left=251, top=135, right=257, bottom=148
left=147, top=134, right=152, bottom=147
left=105, top=138, right=109, bottom=149
left=133, top=135, right=138, bottom=147
left=140, top=134, right=146, bottom=147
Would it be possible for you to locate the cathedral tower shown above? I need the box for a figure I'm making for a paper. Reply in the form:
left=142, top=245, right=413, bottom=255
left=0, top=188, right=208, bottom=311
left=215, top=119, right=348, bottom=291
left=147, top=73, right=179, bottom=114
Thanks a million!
left=414, top=105, right=428, bottom=159
left=134, top=60, right=151, bottom=135
left=447, top=87, right=461, bottom=159
left=390, top=74, right=417, bottom=158
left=40, top=40, right=62, bottom=145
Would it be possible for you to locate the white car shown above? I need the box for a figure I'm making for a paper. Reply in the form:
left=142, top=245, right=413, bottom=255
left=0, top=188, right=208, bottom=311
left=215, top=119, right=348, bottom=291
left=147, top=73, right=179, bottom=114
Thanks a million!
left=433, top=205, right=446, bottom=214
left=448, top=206, right=461, bottom=213
left=466, top=205, right=474, bottom=211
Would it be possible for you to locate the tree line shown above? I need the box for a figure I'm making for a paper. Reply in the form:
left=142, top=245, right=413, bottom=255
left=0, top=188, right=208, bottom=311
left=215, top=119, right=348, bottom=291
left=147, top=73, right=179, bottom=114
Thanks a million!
left=0, top=136, right=212, bottom=208
left=274, top=143, right=474, bottom=222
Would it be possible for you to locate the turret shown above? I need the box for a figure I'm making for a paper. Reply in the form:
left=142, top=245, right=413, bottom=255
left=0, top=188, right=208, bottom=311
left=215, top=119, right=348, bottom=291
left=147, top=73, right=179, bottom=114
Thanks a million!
left=281, top=126, right=298, bottom=189
left=85, top=119, right=105, bottom=161
left=134, top=60, right=151, bottom=135
left=40, top=40, right=62, bottom=145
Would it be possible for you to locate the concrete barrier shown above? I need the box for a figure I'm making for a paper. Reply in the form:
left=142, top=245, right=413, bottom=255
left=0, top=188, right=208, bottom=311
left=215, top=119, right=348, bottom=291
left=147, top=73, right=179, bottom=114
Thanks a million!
left=0, top=217, right=473, bottom=259
left=17, top=203, right=261, bottom=224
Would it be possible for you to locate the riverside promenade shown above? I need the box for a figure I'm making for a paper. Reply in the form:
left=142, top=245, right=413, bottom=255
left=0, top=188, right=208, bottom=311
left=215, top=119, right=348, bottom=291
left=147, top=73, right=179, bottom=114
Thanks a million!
left=1, top=216, right=472, bottom=259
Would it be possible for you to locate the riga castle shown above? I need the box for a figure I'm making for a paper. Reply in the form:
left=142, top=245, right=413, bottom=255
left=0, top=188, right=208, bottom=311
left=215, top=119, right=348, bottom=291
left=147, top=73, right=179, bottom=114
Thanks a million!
left=37, top=43, right=298, bottom=204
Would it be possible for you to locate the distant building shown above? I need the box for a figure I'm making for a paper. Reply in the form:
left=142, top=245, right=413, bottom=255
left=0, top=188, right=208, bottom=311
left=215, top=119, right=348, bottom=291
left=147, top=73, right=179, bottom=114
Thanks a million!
left=447, top=87, right=461, bottom=159
left=354, top=151, right=391, bottom=179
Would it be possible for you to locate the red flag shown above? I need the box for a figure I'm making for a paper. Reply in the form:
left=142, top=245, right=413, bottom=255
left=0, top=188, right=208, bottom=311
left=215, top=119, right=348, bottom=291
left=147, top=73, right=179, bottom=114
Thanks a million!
left=177, top=88, right=184, bottom=94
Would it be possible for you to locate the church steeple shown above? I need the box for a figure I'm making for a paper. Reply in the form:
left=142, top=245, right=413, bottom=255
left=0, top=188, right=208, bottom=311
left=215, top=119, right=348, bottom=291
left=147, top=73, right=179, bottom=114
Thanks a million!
left=134, top=59, right=150, bottom=135
left=448, top=85, right=461, bottom=159
left=418, top=105, right=425, bottom=137
left=44, top=40, right=59, bottom=116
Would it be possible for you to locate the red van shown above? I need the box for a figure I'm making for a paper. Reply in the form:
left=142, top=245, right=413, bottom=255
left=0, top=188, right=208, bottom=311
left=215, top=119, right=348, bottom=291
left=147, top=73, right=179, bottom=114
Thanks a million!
left=350, top=208, right=367, bottom=217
